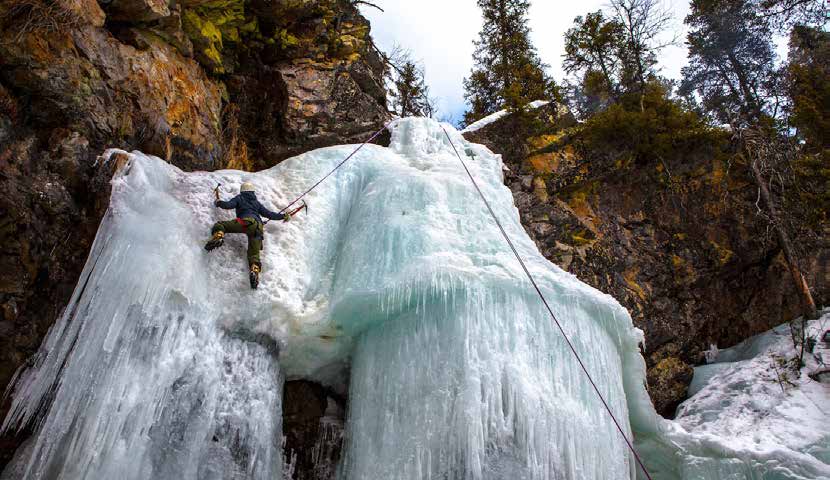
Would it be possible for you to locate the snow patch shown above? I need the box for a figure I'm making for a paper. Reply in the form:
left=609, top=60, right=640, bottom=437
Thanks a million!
left=460, top=100, right=551, bottom=133
left=660, top=313, right=830, bottom=479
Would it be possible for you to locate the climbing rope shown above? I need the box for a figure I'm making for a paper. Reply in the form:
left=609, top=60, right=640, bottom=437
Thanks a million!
left=276, top=120, right=654, bottom=477
left=278, top=123, right=392, bottom=213
left=440, top=125, right=655, bottom=480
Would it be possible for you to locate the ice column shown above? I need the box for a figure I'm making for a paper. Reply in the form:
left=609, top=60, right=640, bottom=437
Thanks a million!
left=2, top=161, right=283, bottom=480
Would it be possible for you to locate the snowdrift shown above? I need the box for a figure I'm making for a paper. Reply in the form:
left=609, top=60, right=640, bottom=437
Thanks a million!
left=1, top=117, right=825, bottom=479
left=668, top=315, right=830, bottom=479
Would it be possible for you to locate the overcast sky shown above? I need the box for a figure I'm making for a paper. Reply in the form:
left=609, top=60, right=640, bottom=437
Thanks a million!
left=361, top=0, right=691, bottom=123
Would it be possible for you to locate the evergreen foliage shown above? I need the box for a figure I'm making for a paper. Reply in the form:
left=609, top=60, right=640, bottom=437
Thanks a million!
left=786, top=26, right=830, bottom=152
left=679, top=0, right=778, bottom=128
left=579, top=81, right=727, bottom=167
left=563, top=1, right=674, bottom=116
left=754, top=0, right=827, bottom=33
left=786, top=26, right=830, bottom=228
left=390, top=59, right=433, bottom=118
left=563, top=11, right=626, bottom=115
left=462, top=0, right=556, bottom=125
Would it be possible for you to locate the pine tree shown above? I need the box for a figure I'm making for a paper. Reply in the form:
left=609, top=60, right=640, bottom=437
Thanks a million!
left=462, top=0, right=555, bottom=125
left=678, top=0, right=777, bottom=127
left=679, top=0, right=820, bottom=321
left=563, top=11, right=626, bottom=115
left=678, top=0, right=825, bottom=128
left=608, top=0, right=676, bottom=112
left=390, top=60, right=432, bottom=118
left=786, top=26, right=830, bottom=152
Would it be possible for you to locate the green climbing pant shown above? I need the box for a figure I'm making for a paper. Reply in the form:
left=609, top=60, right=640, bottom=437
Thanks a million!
left=211, top=217, right=264, bottom=267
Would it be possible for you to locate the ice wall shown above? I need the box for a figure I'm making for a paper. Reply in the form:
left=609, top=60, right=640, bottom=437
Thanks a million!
left=3, top=117, right=662, bottom=479
left=331, top=120, right=660, bottom=479
left=1, top=158, right=284, bottom=480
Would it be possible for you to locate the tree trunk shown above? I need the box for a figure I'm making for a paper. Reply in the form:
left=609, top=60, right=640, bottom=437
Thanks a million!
left=728, top=52, right=761, bottom=120
left=634, top=45, right=646, bottom=112
left=750, top=158, right=818, bottom=319
left=498, top=0, right=510, bottom=99
left=594, top=49, right=618, bottom=100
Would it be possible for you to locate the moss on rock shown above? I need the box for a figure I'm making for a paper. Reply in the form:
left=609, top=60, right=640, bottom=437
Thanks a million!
left=181, top=0, right=251, bottom=73
left=647, top=353, right=694, bottom=417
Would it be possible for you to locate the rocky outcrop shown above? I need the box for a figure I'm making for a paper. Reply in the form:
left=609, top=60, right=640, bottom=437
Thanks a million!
left=0, top=0, right=387, bottom=471
left=283, top=381, right=346, bottom=480
left=1, top=21, right=224, bottom=169
left=465, top=104, right=830, bottom=417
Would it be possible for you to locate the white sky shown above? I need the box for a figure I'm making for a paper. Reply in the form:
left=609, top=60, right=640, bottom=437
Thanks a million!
left=362, top=0, right=691, bottom=122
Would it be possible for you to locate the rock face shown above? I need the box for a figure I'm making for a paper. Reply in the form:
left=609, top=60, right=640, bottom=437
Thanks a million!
left=465, top=105, right=830, bottom=417
left=283, top=381, right=346, bottom=480
left=0, top=0, right=387, bottom=472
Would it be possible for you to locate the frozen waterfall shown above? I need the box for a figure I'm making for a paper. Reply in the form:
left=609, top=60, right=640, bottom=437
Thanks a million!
left=3, top=117, right=822, bottom=480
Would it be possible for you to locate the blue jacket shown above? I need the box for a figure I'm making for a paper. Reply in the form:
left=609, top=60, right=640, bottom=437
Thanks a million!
left=216, top=191, right=285, bottom=224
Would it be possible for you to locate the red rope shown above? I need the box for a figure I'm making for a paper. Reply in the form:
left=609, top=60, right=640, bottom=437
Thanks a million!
left=440, top=125, right=654, bottom=480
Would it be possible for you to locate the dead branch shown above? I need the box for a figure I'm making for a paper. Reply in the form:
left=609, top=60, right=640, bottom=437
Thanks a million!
left=3, top=0, right=82, bottom=43
left=351, top=0, right=384, bottom=12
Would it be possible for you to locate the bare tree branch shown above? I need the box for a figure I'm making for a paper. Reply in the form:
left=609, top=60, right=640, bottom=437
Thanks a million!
left=352, top=0, right=384, bottom=13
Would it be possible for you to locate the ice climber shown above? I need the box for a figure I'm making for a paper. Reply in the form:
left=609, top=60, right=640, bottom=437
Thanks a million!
left=205, top=182, right=290, bottom=289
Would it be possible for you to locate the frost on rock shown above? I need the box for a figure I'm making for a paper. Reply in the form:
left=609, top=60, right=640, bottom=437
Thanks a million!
left=4, top=116, right=820, bottom=480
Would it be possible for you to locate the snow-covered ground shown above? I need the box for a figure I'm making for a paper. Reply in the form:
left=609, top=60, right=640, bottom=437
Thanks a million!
left=641, top=312, right=830, bottom=479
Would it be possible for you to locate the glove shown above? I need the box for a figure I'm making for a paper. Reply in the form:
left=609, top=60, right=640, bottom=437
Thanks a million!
left=283, top=213, right=292, bottom=222
left=214, top=200, right=221, bottom=207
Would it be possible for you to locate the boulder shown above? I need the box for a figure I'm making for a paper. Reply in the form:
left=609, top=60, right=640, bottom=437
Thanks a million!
left=226, top=57, right=387, bottom=168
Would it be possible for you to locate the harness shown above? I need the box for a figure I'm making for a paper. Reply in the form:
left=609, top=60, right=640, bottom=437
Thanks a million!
left=235, top=217, right=264, bottom=240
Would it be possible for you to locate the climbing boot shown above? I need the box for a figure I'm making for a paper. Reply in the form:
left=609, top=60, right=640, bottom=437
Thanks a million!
left=249, top=263, right=261, bottom=290
left=204, top=231, right=225, bottom=251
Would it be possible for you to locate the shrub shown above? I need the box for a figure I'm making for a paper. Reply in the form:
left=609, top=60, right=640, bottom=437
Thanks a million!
left=578, top=81, right=728, bottom=167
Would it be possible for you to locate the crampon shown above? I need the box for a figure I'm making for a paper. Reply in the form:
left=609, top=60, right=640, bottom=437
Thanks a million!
left=249, top=263, right=261, bottom=289
left=204, top=231, right=225, bottom=251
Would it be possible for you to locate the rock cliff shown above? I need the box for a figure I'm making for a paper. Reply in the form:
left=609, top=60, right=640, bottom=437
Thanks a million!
left=464, top=104, right=829, bottom=417
left=0, top=0, right=387, bottom=472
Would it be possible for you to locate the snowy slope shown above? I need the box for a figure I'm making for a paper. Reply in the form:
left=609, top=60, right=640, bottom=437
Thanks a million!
left=673, top=314, right=830, bottom=479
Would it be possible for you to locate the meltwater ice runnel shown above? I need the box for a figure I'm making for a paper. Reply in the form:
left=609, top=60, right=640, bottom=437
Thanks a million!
left=2, top=118, right=663, bottom=479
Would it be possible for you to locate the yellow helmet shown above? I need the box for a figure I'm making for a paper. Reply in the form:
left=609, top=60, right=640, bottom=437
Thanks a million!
left=240, top=182, right=255, bottom=193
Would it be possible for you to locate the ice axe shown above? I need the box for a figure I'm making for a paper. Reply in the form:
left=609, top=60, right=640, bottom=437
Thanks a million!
left=265, top=200, right=307, bottom=225
left=213, top=182, right=221, bottom=201
left=284, top=200, right=308, bottom=221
